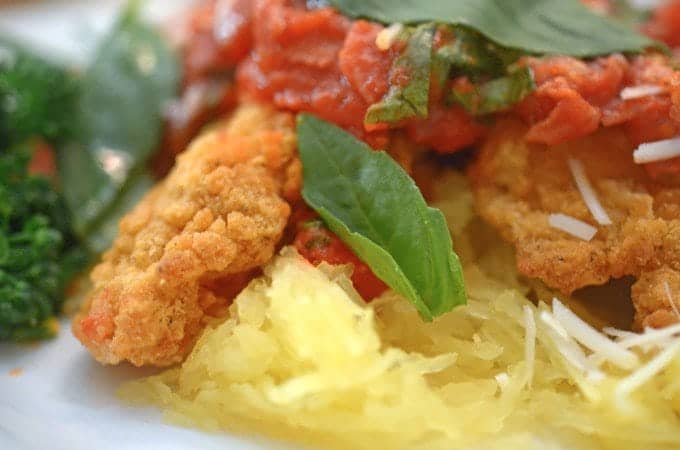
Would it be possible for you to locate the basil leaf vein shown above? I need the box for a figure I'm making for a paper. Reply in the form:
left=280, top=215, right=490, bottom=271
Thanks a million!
left=297, top=114, right=466, bottom=320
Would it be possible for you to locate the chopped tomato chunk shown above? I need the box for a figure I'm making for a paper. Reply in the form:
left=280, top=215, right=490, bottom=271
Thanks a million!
left=644, top=0, right=680, bottom=47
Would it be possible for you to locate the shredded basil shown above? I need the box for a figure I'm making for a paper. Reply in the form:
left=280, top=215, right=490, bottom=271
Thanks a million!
left=449, top=66, right=535, bottom=115
left=298, top=114, right=466, bottom=320
left=365, top=24, right=434, bottom=125
left=366, top=23, right=533, bottom=126
left=432, top=27, right=523, bottom=83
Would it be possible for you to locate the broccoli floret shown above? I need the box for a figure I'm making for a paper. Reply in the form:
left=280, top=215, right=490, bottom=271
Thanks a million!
left=0, top=40, right=87, bottom=341
left=0, top=145, right=88, bottom=341
left=0, top=40, right=80, bottom=148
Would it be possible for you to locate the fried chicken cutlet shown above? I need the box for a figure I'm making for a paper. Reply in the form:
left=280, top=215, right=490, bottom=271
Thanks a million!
left=469, top=119, right=680, bottom=329
left=73, top=104, right=301, bottom=366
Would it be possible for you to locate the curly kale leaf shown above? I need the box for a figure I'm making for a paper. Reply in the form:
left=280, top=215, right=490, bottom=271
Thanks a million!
left=0, top=40, right=80, bottom=149
left=0, top=149, right=88, bottom=341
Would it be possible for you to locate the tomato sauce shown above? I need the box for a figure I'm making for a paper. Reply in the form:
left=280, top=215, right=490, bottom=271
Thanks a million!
left=293, top=218, right=388, bottom=301
left=516, top=52, right=680, bottom=178
left=644, top=0, right=680, bottom=48
left=177, top=0, right=680, bottom=179
left=167, top=0, right=680, bottom=302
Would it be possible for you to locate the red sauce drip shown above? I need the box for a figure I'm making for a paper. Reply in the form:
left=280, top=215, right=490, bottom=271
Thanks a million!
left=293, top=217, right=388, bottom=302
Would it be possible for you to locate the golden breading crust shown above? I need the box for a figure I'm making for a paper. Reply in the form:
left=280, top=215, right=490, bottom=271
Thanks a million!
left=469, top=119, right=680, bottom=329
left=73, top=104, right=301, bottom=366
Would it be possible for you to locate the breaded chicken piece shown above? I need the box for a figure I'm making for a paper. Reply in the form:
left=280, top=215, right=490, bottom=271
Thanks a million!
left=73, top=104, right=301, bottom=366
left=469, top=119, right=680, bottom=329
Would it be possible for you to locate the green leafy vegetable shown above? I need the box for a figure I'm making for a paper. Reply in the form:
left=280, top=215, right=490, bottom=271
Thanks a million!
left=0, top=6, right=178, bottom=340
left=58, top=6, right=180, bottom=252
left=450, top=66, right=535, bottom=115
left=611, top=0, right=651, bottom=28
left=328, top=0, right=659, bottom=57
left=365, top=24, right=434, bottom=125
left=432, top=27, right=522, bottom=83
left=297, top=114, right=466, bottom=320
left=367, top=23, right=531, bottom=126
left=0, top=42, right=89, bottom=341
left=0, top=149, right=87, bottom=341
left=0, top=40, right=79, bottom=148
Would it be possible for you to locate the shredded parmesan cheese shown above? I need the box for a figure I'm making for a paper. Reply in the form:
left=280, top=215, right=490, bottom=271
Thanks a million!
left=552, top=299, right=639, bottom=370
left=540, top=310, right=569, bottom=339
left=567, top=158, right=612, bottom=225
left=633, top=137, right=680, bottom=164
left=616, top=323, right=680, bottom=350
left=495, top=372, right=510, bottom=390
left=213, top=0, right=238, bottom=41
left=603, top=327, right=638, bottom=340
left=620, top=84, right=666, bottom=100
left=540, top=310, right=605, bottom=383
left=375, top=23, right=404, bottom=51
left=615, top=341, right=680, bottom=412
left=548, top=213, right=597, bottom=241
left=663, top=281, right=680, bottom=319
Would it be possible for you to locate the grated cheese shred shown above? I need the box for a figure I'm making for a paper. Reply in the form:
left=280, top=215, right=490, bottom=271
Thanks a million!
left=663, top=281, right=680, bottom=319
left=615, top=322, right=680, bottom=351
left=615, top=341, right=680, bottom=413
left=633, top=137, right=680, bottom=164
left=540, top=309, right=605, bottom=384
left=548, top=213, right=597, bottom=241
left=552, top=298, right=639, bottom=370
left=620, top=84, right=666, bottom=100
left=375, top=23, right=404, bottom=51
left=567, top=158, right=612, bottom=225
left=495, top=372, right=510, bottom=390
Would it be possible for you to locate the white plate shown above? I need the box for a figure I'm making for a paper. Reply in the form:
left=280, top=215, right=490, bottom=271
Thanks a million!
left=0, top=2, right=294, bottom=449
left=0, top=318, right=295, bottom=450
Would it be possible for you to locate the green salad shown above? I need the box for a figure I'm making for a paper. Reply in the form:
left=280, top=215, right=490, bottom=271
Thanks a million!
left=0, top=6, right=180, bottom=341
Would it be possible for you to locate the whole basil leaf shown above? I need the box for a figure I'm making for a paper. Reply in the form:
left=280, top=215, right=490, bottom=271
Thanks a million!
left=365, top=24, right=434, bottom=125
left=450, top=66, right=535, bottom=115
left=298, top=114, right=466, bottom=320
left=58, top=7, right=180, bottom=252
left=328, top=0, right=659, bottom=57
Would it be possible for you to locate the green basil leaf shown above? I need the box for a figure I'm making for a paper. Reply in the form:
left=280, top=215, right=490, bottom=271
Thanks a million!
left=328, top=0, right=659, bottom=57
left=434, top=27, right=523, bottom=84
left=297, top=114, right=466, bottom=320
left=58, top=7, right=180, bottom=251
left=450, top=66, right=535, bottom=115
left=365, top=24, right=434, bottom=125
left=611, top=0, right=651, bottom=28
left=81, top=172, right=155, bottom=253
